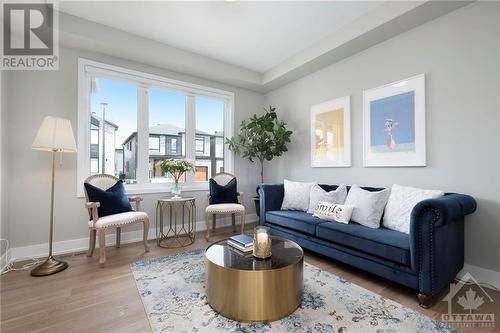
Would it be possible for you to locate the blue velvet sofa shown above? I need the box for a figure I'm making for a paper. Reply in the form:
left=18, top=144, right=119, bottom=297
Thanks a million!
left=258, top=184, right=477, bottom=307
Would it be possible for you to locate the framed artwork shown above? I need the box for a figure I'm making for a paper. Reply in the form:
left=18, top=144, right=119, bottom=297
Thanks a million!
left=310, top=96, right=351, bottom=167
left=363, top=74, right=426, bottom=167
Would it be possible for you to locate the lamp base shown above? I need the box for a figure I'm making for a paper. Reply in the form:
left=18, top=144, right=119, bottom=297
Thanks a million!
left=30, top=256, right=68, bottom=277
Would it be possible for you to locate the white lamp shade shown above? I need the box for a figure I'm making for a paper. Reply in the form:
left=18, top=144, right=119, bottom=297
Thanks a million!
left=32, top=116, right=77, bottom=152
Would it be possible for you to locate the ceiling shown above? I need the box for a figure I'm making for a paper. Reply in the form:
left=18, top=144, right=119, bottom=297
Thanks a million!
left=59, top=1, right=383, bottom=73
left=57, top=1, right=471, bottom=92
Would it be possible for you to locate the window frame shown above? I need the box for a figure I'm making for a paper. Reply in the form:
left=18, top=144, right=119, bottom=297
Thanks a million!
left=169, top=137, right=178, bottom=154
left=148, top=135, right=161, bottom=153
left=195, top=136, right=205, bottom=155
left=77, top=58, right=234, bottom=197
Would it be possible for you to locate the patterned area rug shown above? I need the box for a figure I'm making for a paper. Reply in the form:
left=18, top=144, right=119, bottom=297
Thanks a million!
left=131, top=248, right=457, bottom=333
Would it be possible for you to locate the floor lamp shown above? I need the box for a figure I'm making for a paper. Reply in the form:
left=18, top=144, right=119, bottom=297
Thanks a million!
left=31, top=116, right=77, bottom=276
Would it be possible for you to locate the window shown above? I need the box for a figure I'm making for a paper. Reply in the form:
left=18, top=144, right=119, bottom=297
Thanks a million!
left=90, top=158, right=99, bottom=174
left=195, top=166, right=208, bottom=181
left=77, top=59, right=234, bottom=195
left=195, top=137, right=205, bottom=154
left=149, top=136, right=160, bottom=152
left=90, top=125, right=99, bottom=145
left=88, top=78, right=137, bottom=183
left=149, top=88, right=186, bottom=183
left=170, top=137, right=178, bottom=154
left=195, top=96, right=225, bottom=181
left=89, top=123, right=100, bottom=173
left=215, top=137, right=224, bottom=159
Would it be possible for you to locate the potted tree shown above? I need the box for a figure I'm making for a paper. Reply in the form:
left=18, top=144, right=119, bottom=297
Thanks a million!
left=226, top=106, right=292, bottom=216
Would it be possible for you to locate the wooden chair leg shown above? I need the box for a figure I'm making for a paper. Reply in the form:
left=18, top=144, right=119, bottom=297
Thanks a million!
left=418, top=293, right=432, bottom=309
left=116, top=227, right=121, bottom=248
left=98, top=229, right=106, bottom=266
left=231, top=214, right=236, bottom=232
left=87, top=229, right=96, bottom=257
left=212, top=214, right=216, bottom=230
left=205, top=212, right=211, bottom=241
left=240, top=212, right=245, bottom=234
left=143, top=219, right=150, bottom=252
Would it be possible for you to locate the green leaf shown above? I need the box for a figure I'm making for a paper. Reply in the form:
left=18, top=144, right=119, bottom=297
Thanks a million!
left=228, top=105, right=293, bottom=172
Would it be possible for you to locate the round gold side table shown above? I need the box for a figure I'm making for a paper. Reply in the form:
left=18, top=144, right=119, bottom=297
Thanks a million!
left=156, top=197, right=196, bottom=248
left=205, top=237, right=303, bottom=323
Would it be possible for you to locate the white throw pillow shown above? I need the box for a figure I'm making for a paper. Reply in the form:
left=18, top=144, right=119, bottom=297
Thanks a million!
left=383, top=184, right=444, bottom=234
left=281, top=179, right=316, bottom=211
left=313, top=201, right=353, bottom=224
left=307, top=184, right=348, bottom=214
left=344, top=185, right=391, bottom=229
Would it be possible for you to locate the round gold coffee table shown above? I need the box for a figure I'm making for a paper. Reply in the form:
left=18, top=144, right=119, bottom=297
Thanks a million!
left=205, top=237, right=303, bottom=323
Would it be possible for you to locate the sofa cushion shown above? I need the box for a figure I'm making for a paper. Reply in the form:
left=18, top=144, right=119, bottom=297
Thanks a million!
left=266, top=210, right=324, bottom=236
left=344, top=185, right=391, bottom=229
left=383, top=184, right=444, bottom=234
left=281, top=179, right=316, bottom=211
left=307, top=184, right=347, bottom=213
left=316, top=222, right=410, bottom=266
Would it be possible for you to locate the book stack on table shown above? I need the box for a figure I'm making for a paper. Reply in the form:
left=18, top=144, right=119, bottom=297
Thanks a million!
left=227, top=234, right=254, bottom=253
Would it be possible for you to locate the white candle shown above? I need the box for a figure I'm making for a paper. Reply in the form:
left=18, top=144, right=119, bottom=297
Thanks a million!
left=256, top=231, right=268, bottom=245
left=253, top=227, right=271, bottom=258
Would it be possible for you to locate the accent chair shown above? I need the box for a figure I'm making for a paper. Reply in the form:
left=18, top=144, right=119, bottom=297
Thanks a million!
left=205, top=172, right=245, bottom=241
left=84, top=174, right=150, bottom=265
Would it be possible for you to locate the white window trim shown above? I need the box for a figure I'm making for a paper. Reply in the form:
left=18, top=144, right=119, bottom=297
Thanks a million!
left=77, top=58, right=234, bottom=197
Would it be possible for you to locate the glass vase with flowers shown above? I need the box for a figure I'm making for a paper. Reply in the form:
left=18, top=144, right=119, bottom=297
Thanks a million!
left=160, top=159, right=195, bottom=199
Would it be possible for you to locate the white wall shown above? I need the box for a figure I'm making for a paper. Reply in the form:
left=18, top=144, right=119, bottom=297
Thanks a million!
left=4, top=46, right=264, bottom=250
left=265, top=2, right=500, bottom=272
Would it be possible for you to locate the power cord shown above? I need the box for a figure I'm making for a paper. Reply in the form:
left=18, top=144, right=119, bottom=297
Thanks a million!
left=0, top=239, right=44, bottom=274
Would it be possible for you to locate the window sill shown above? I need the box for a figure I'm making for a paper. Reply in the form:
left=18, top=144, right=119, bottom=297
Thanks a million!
left=125, top=183, right=209, bottom=195
left=77, top=182, right=209, bottom=198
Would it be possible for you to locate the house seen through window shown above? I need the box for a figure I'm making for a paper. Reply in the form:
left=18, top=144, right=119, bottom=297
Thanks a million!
left=89, top=78, right=137, bottom=183
left=87, top=73, right=228, bottom=187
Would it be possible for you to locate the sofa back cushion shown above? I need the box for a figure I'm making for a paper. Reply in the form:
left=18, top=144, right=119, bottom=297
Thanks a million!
left=307, top=184, right=347, bottom=213
left=281, top=179, right=316, bottom=211
left=344, top=185, right=390, bottom=228
left=383, top=184, right=444, bottom=234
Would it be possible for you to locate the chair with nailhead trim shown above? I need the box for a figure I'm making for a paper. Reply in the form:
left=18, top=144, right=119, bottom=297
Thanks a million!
left=84, top=174, right=150, bottom=265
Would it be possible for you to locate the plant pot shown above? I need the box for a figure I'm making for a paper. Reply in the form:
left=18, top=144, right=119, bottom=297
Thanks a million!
left=254, top=196, right=260, bottom=218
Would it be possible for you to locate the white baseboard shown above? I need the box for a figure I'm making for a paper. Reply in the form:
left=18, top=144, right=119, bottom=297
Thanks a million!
left=0, top=248, right=12, bottom=273
left=457, top=264, right=500, bottom=290
left=10, top=214, right=258, bottom=262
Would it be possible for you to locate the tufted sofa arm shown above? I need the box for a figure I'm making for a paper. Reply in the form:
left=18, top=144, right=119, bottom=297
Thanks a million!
left=411, top=193, right=476, bottom=228
left=409, top=193, right=477, bottom=297
left=258, top=184, right=284, bottom=225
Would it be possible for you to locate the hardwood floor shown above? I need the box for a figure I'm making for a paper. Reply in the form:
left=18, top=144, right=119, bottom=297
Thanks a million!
left=2, top=225, right=499, bottom=332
